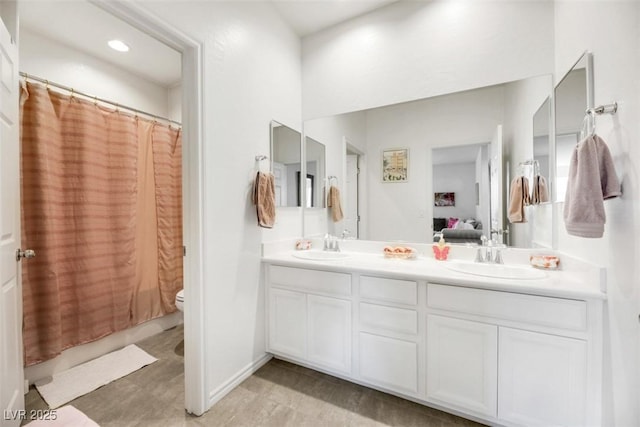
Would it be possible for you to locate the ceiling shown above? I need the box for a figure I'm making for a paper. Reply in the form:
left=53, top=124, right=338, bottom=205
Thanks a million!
left=19, top=0, right=397, bottom=88
left=20, top=1, right=182, bottom=87
left=432, top=144, right=485, bottom=166
left=273, top=0, right=398, bottom=37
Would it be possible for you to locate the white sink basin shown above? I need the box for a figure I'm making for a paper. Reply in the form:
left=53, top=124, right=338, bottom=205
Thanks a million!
left=292, top=251, right=351, bottom=261
left=444, top=261, right=546, bottom=280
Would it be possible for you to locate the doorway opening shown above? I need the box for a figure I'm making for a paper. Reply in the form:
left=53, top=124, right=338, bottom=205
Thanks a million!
left=344, top=140, right=363, bottom=239
left=17, top=0, right=205, bottom=415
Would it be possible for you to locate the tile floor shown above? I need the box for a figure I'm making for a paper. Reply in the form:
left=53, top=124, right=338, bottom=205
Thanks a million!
left=24, top=325, right=485, bottom=426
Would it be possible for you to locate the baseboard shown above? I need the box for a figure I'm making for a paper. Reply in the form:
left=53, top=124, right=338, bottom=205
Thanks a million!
left=207, top=353, right=273, bottom=407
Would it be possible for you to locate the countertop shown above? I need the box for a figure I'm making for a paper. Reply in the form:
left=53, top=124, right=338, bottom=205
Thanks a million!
left=262, top=248, right=606, bottom=301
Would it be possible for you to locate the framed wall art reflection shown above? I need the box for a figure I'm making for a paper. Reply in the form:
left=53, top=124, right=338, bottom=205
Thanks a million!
left=434, top=192, right=455, bottom=207
left=382, top=148, right=408, bottom=182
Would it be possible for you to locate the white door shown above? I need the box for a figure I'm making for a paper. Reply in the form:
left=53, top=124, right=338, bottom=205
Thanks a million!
left=344, top=154, right=358, bottom=238
left=268, top=288, right=306, bottom=359
left=307, top=295, right=351, bottom=374
left=498, top=327, right=587, bottom=427
left=426, top=315, right=498, bottom=417
left=0, top=14, right=24, bottom=427
left=272, top=161, right=286, bottom=207
left=489, top=125, right=504, bottom=243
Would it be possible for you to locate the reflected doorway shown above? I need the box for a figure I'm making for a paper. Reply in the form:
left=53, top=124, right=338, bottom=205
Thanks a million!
left=344, top=141, right=363, bottom=239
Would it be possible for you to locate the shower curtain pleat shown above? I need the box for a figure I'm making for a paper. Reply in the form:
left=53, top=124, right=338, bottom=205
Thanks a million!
left=20, top=81, right=182, bottom=366
left=151, top=125, right=183, bottom=313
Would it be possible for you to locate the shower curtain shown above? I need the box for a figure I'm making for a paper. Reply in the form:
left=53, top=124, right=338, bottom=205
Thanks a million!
left=20, top=81, right=183, bottom=366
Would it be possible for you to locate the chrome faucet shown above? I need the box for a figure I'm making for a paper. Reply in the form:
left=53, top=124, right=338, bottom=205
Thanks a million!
left=475, top=236, right=488, bottom=263
left=475, top=235, right=504, bottom=264
left=323, top=234, right=340, bottom=252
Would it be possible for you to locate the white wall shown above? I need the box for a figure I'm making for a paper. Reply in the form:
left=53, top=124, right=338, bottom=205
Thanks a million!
left=168, top=84, right=182, bottom=122
left=302, top=0, right=554, bottom=119
left=20, top=30, right=170, bottom=118
left=554, top=2, right=640, bottom=426
left=137, top=0, right=302, bottom=411
left=433, top=162, right=476, bottom=221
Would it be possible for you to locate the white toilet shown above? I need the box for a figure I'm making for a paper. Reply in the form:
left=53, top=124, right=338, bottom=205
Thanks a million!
left=175, top=289, right=184, bottom=312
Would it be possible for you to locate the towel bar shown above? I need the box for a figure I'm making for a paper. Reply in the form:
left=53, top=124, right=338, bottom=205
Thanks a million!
left=586, top=102, right=617, bottom=116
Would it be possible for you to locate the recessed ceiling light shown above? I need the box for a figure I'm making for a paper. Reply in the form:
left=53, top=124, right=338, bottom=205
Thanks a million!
left=108, top=40, right=130, bottom=52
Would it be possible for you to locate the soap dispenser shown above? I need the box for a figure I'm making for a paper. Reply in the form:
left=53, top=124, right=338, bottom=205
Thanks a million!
left=432, top=233, right=450, bottom=261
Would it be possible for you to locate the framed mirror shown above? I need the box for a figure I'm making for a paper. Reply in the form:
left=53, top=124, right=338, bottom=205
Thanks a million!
left=304, top=136, right=326, bottom=208
left=270, top=120, right=302, bottom=207
left=554, top=51, right=593, bottom=202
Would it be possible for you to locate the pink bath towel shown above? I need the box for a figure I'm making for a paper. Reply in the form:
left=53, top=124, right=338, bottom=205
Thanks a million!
left=508, top=176, right=530, bottom=223
left=563, top=134, right=621, bottom=238
left=532, top=175, right=549, bottom=204
left=252, top=171, right=276, bottom=228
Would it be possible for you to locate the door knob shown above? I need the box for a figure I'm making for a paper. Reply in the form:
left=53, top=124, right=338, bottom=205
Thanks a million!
left=16, top=248, right=36, bottom=261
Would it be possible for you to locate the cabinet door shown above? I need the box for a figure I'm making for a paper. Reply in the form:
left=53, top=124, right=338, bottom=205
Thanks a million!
left=498, top=328, right=587, bottom=426
left=359, top=332, right=418, bottom=395
left=426, top=315, right=498, bottom=417
left=307, top=295, right=351, bottom=373
left=268, top=288, right=306, bottom=359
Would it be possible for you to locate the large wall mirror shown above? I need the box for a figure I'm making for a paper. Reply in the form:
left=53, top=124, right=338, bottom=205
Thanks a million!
left=270, top=120, right=302, bottom=207
left=303, top=136, right=326, bottom=208
left=554, top=51, right=593, bottom=202
left=304, top=74, right=552, bottom=247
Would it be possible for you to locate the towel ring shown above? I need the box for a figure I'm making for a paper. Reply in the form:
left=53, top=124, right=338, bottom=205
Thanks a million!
left=580, top=102, right=618, bottom=142
left=580, top=113, right=596, bottom=141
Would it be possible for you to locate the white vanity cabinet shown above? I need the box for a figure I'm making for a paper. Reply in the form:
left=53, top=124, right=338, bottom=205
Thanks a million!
left=498, top=327, right=587, bottom=426
left=307, top=294, right=351, bottom=373
left=264, top=260, right=603, bottom=427
left=426, top=314, right=498, bottom=418
left=269, top=288, right=306, bottom=359
left=266, top=265, right=352, bottom=374
left=426, top=282, right=599, bottom=427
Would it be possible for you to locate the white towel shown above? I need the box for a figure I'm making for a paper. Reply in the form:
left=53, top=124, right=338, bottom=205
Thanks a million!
left=563, top=134, right=621, bottom=238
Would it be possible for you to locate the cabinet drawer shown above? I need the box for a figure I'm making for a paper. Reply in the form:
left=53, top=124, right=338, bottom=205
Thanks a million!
left=360, top=303, right=418, bottom=336
left=269, top=265, right=351, bottom=297
left=427, top=283, right=587, bottom=331
left=360, top=276, right=417, bottom=305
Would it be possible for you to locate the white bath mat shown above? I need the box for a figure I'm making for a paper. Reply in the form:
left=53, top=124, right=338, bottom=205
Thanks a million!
left=34, top=344, right=157, bottom=409
left=26, top=405, right=99, bottom=426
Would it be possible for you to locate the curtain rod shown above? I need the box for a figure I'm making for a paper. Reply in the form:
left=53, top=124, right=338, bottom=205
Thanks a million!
left=20, top=72, right=182, bottom=127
